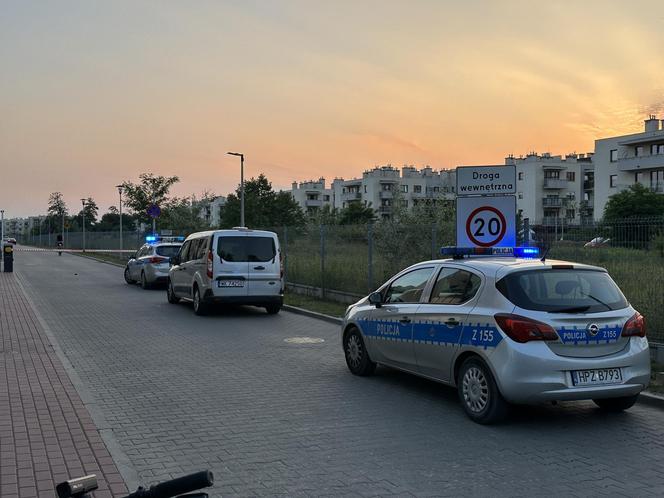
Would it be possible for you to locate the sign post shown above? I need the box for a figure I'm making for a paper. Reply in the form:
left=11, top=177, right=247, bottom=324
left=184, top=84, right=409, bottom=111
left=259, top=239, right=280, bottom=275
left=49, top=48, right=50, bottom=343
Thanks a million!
left=456, top=165, right=517, bottom=249
left=147, top=204, right=161, bottom=235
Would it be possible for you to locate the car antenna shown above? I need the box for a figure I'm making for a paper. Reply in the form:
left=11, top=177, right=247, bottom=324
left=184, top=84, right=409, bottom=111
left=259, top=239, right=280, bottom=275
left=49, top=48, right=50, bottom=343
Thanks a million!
left=540, top=246, right=550, bottom=262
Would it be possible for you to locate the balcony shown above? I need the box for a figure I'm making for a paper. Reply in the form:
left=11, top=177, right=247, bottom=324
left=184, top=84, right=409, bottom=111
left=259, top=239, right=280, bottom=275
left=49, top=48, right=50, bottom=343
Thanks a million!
left=379, top=190, right=393, bottom=199
left=543, top=178, right=568, bottom=189
left=305, top=199, right=323, bottom=207
left=341, top=191, right=361, bottom=201
left=541, top=216, right=563, bottom=226
left=542, top=198, right=563, bottom=207
left=583, top=180, right=594, bottom=190
left=617, top=154, right=664, bottom=172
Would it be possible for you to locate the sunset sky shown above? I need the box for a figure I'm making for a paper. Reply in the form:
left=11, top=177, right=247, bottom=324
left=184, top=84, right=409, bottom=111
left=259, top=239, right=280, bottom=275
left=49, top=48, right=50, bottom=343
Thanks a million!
left=2, top=0, right=664, bottom=217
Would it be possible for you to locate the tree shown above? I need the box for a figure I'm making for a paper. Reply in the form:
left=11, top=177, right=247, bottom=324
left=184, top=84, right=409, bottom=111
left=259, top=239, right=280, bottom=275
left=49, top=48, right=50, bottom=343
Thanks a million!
left=77, top=197, right=99, bottom=228
left=120, top=173, right=180, bottom=223
left=96, top=211, right=134, bottom=232
left=220, top=174, right=305, bottom=228
left=309, top=204, right=340, bottom=225
left=159, top=193, right=217, bottom=233
left=603, top=184, right=664, bottom=248
left=338, top=202, right=376, bottom=225
left=47, top=192, right=68, bottom=233
left=603, top=183, right=664, bottom=221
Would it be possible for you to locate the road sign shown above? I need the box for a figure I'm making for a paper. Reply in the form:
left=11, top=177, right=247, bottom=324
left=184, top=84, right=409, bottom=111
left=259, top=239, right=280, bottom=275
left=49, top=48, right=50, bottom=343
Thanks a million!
left=147, top=204, right=161, bottom=219
left=64, top=222, right=70, bottom=229
left=457, top=196, right=516, bottom=247
left=456, top=165, right=516, bottom=196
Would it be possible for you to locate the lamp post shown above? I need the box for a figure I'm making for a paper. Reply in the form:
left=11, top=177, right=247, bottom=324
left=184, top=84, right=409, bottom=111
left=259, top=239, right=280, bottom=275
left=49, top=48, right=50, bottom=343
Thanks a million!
left=116, top=185, right=123, bottom=256
left=80, top=198, right=86, bottom=252
left=1, top=209, right=4, bottom=243
left=227, top=152, right=245, bottom=227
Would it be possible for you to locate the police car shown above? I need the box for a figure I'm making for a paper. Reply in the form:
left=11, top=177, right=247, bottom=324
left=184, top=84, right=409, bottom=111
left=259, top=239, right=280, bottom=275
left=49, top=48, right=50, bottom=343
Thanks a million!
left=124, top=235, right=184, bottom=289
left=342, top=246, right=650, bottom=424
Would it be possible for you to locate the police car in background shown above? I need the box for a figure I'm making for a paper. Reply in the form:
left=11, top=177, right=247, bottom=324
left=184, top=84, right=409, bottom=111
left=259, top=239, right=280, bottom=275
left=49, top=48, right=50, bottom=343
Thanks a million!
left=342, top=246, right=650, bottom=424
left=124, top=236, right=184, bottom=289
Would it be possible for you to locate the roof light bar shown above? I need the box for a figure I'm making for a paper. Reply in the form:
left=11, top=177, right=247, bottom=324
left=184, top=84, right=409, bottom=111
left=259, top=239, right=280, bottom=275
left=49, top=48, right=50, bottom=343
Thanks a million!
left=440, top=246, right=540, bottom=259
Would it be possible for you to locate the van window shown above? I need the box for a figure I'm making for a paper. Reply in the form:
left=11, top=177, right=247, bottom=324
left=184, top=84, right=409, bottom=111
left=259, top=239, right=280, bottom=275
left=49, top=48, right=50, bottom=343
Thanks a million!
left=217, top=236, right=276, bottom=262
left=496, top=269, right=628, bottom=313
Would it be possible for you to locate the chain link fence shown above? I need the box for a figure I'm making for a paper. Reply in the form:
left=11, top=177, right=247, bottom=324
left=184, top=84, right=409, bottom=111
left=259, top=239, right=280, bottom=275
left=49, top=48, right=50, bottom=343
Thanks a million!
left=15, top=218, right=664, bottom=342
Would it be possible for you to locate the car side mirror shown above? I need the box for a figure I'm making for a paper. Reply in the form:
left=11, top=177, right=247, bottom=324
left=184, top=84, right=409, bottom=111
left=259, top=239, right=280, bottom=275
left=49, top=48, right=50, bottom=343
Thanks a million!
left=170, top=256, right=180, bottom=266
left=368, top=291, right=383, bottom=308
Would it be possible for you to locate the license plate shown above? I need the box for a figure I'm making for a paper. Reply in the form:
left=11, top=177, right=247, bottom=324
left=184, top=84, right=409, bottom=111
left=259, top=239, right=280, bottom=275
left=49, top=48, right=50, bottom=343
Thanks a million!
left=572, top=368, right=622, bottom=386
left=218, top=280, right=244, bottom=288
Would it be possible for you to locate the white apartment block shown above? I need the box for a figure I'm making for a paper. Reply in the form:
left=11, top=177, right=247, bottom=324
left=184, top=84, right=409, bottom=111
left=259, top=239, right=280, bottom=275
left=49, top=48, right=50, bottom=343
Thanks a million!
left=505, top=152, right=595, bottom=224
left=199, top=196, right=226, bottom=227
left=593, top=116, right=664, bottom=219
left=291, top=165, right=456, bottom=218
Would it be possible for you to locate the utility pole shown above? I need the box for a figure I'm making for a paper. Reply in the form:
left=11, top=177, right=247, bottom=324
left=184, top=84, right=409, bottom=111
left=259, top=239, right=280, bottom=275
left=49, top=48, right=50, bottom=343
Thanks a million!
left=81, top=198, right=86, bottom=252
left=0, top=210, right=4, bottom=242
left=227, top=152, right=245, bottom=226
left=116, top=185, right=124, bottom=255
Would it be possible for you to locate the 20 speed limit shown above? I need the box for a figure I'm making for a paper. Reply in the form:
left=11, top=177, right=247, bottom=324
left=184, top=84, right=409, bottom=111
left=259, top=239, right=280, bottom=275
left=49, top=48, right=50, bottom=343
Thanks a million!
left=465, top=206, right=507, bottom=247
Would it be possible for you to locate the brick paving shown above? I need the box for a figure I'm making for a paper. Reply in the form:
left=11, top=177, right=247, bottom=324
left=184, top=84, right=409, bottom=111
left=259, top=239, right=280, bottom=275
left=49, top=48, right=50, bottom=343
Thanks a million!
left=0, top=272, right=128, bottom=497
left=10, top=250, right=664, bottom=497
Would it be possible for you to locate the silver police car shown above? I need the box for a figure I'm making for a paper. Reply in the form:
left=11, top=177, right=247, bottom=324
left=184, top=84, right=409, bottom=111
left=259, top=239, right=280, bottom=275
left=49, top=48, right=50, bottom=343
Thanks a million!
left=342, top=247, right=650, bottom=424
left=124, top=237, right=183, bottom=289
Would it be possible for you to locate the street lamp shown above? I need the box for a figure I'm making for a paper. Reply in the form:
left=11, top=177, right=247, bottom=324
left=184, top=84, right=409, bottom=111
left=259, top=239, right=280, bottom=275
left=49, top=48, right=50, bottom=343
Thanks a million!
left=116, top=185, right=124, bottom=256
left=1, top=209, right=4, bottom=243
left=80, top=198, right=87, bottom=252
left=227, top=152, right=245, bottom=227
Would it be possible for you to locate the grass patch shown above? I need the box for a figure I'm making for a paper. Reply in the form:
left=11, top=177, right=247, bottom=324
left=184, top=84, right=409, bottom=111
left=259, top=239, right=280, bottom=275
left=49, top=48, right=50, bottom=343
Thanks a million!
left=284, top=292, right=348, bottom=318
left=77, top=252, right=129, bottom=266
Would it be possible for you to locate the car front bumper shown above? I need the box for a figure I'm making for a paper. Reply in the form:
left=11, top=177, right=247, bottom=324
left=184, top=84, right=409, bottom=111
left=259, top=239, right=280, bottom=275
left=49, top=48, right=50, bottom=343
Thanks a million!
left=489, top=337, right=650, bottom=404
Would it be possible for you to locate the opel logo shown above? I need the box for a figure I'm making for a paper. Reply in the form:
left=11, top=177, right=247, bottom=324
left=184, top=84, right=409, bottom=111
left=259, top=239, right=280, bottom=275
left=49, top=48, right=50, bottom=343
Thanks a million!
left=587, top=323, right=599, bottom=336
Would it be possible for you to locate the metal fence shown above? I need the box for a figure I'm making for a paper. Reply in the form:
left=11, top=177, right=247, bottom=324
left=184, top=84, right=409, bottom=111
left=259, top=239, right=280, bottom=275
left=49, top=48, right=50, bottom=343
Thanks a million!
left=16, top=218, right=664, bottom=342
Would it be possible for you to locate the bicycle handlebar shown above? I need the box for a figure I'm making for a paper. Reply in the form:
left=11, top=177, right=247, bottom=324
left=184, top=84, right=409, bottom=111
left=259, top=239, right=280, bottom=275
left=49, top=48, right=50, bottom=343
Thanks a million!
left=123, top=470, right=214, bottom=498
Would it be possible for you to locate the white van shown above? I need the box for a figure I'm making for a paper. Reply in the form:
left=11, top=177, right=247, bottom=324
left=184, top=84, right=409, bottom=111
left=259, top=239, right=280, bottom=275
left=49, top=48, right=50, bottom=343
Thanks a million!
left=167, top=228, right=283, bottom=315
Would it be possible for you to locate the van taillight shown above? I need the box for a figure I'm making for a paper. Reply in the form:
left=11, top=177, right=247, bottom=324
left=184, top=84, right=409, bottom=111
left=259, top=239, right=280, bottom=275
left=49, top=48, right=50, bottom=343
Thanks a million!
left=206, top=250, right=213, bottom=278
left=494, top=314, right=559, bottom=343
left=621, top=312, right=646, bottom=338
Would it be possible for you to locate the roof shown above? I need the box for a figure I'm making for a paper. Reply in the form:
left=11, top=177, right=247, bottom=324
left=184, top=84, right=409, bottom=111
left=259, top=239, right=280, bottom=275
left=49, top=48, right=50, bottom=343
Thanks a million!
left=405, top=257, right=606, bottom=278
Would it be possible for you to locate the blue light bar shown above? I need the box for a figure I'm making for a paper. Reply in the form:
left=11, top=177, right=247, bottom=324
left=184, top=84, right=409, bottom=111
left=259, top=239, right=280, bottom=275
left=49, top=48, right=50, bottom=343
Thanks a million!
left=145, top=235, right=157, bottom=242
left=513, top=246, right=540, bottom=258
left=440, top=246, right=540, bottom=259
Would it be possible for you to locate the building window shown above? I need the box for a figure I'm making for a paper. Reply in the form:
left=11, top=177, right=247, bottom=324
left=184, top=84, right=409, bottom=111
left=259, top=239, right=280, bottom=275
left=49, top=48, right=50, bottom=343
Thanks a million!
left=363, top=185, right=367, bottom=193
left=518, top=172, right=523, bottom=181
left=324, top=195, right=330, bottom=201
left=433, top=186, right=440, bottom=192
left=401, top=184, right=408, bottom=193
left=659, top=145, right=664, bottom=155
left=610, top=149, right=618, bottom=162
left=651, top=144, right=659, bottom=155
left=610, top=175, right=617, bottom=188
left=544, top=170, right=560, bottom=179
left=635, top=172, right=644, bottom=184
left=566, top=210, right=575, bottom=220
left=636, top=146, right=644, bottom=157
left=518, top=192, right=523, bottom=199
left=583, top=192, right=590, bottom=201
left=414, top=185, right=422, bottom=193
left=566, top=172, right=575, bottom=181
left=651, top=170, right=664, bottom=191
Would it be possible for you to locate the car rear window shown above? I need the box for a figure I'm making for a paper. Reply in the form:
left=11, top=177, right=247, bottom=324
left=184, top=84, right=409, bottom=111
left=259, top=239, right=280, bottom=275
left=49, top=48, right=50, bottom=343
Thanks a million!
left=217, top=236, right=276, bottom=262
left=496, top=269, right=628, bottom=313
left=156, top=245, right=181, bottom=258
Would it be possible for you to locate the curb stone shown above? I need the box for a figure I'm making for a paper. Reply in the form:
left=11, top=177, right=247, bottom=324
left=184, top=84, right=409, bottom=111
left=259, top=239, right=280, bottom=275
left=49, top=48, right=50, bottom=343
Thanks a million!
left=282, top=304, right=343, bottom=325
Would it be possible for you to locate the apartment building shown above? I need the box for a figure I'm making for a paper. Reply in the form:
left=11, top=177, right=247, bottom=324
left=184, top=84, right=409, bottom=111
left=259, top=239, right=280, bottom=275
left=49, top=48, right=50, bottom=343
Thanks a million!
left=291, top=165, right=456, bottom=218
left=199, top=196, right=226, bottom=227
left=290, top=178, right=334, bottom=214
left=505, top=152, right=595, bottom=224
left=594, top=116, right=664, bottom=219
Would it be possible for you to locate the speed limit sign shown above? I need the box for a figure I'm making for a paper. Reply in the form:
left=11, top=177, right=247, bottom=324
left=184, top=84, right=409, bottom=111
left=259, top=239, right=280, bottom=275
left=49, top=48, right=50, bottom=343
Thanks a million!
left=456, top=196, right=516, bottom=247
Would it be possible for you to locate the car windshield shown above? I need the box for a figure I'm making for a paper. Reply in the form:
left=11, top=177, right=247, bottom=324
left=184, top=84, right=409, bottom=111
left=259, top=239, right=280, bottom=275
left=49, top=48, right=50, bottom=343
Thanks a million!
left=496, top=268, right=628, bottom=313
left=156, top=245, right=181, bottom=258
left=217, top=236, right=276, bottom=262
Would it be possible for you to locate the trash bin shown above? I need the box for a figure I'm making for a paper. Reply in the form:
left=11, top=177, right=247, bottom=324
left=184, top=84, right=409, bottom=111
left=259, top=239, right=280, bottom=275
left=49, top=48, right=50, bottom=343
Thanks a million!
left=3, top=243, right=13, bottom=272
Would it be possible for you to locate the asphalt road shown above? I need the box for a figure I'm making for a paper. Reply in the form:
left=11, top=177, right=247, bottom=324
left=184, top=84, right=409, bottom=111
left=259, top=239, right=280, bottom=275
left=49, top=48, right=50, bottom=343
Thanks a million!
left=14, top=249, right=664, bottom=497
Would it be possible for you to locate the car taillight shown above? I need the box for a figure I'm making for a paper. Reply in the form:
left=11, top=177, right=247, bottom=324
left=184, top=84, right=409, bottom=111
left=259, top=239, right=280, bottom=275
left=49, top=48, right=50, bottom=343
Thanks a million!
left=148, top=256, right=166, bottom=264
left=621, top=312, right=646, bottom=338
left=494, top=314, right=559, bottom=343
left=206, top=250, right=213, bottom=278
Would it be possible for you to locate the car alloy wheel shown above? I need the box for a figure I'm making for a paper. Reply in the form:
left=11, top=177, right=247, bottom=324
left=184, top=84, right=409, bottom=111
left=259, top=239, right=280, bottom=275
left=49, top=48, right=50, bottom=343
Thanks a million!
left=124, top=267, right=133, bottom=284
left=462, top=366, right=489, bottom=414
left=343, top=328, right=376, bottom=376
left=193, top=287, right=207, bottom=315
left=167, top=280, right=179, bottom=304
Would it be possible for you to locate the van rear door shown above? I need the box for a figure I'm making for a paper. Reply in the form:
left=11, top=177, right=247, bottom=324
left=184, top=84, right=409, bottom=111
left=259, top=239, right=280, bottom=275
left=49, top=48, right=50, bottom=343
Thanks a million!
left=214, top=234, right=249, bottom=297
left=245, top=234, right=281, bottom=298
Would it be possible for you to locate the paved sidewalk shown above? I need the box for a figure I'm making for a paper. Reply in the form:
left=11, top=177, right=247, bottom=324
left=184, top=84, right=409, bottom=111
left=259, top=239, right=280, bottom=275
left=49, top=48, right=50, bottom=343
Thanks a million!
left=0, top=272, right=128, bottom=498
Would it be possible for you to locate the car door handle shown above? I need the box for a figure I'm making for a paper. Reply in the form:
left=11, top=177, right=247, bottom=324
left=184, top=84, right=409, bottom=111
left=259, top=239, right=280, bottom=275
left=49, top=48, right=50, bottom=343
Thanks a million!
left=399, top=317, right=411, bottom=324
left=253, top=266, right=265, bottom=270
left=445, top=318, right=460, bottom=327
